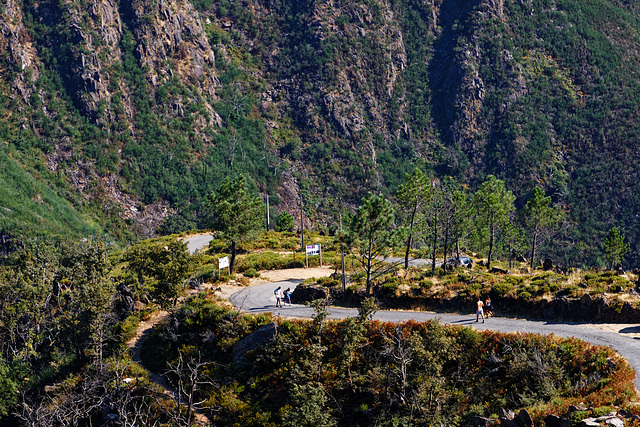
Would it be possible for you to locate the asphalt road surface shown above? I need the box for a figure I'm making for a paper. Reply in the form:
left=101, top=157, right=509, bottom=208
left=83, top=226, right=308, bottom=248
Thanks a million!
left=184, top=235, right=640, bottom=390
left=184, top=234, right=214, bottom=255
left=231, top=280, right=640, bottom=391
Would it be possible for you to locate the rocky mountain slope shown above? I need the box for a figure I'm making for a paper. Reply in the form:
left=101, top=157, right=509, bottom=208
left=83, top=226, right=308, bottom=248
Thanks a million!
left=1, top=0, right=640, bottom=265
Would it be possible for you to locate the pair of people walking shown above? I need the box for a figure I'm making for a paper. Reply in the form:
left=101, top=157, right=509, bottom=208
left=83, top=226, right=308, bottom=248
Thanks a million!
left=274, top=286, right=292, bottom=307
left=476, top=297, right=493, bottom=322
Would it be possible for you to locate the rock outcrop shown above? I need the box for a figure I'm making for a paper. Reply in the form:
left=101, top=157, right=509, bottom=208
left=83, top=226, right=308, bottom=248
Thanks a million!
left=232, top=322, right=278, bottom=366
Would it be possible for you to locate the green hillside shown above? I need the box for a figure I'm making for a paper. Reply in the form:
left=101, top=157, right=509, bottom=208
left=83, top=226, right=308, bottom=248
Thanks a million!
left=1, top=0, right=640, bottom=265
left=0, top=148, right=99, bottom=240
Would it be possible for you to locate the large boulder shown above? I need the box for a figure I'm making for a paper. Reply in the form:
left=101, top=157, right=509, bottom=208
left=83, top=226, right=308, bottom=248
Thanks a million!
left=576, top=419, right=602, bottom=427
left=603, top=417, right=624, bottom=427
left=471, top=416, right=493, bottom=426
left=543, top=414, right=561, bottom=427
left=232, top=322, right=277, bottom=366
left=499, top=408, right=517, bottom=427
left=515, top=409, right=533, bottom=427
left=291, top=284, right=329, bottom=304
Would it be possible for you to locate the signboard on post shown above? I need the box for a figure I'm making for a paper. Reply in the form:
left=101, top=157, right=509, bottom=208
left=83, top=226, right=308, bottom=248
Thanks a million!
left=305, top=244, right=322, bottom=267
left=218, top=256, right=230, bottom=276
left=306, top=244, right=321, bottom=256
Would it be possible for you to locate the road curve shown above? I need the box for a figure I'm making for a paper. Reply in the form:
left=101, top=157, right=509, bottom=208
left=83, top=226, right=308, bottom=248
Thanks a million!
left=230, top=280, right=640, bottom=390
left=184, top=234, right=214, bottom=255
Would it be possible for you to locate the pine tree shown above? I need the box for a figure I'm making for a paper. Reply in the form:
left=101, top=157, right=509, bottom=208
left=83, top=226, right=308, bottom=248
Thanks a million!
left=396, top=169, right=431, bottom=269
left=208, top=176, right=264, bottom=273
left=347, top=193, right=406, bottom=295
left=472, top=176, right=515, bottom=270
left=603, top=227, right=630, bottom=269
left=523, top=187, right=562, bottom=270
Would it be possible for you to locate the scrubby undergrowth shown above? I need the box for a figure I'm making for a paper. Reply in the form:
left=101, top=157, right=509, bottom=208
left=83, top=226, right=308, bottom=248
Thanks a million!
left=141, top=294, right=638, bottom=426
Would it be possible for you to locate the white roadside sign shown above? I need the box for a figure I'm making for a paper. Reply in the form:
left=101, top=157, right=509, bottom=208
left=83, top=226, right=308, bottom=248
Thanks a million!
left=306, top=244, right=321, bottom=256
left=219, top=256, right=229, bottom=269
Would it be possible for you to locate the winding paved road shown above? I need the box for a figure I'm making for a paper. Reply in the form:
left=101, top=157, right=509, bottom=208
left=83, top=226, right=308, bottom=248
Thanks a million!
left=184, top=234, right=214, bottom=255
left=231, top=280, right=640, bottom=390
left=183, top=235, right=640, bottom=390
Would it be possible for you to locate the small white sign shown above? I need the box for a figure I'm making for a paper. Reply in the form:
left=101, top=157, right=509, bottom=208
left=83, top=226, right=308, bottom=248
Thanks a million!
left=218, top=256, right=229, bottom=269
left=306, top=244, right=321, bottom=256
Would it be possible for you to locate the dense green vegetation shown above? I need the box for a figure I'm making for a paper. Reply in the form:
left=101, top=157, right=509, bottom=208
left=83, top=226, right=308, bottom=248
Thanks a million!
left=140, top=295, right=636, bottom=426
left=3, top=0, right=640, bottom=268
left=0, top=227, right=639, bottom=425
left=0, top=148, right=98, bottom=240
left=189, top=0, right=640, bottom=267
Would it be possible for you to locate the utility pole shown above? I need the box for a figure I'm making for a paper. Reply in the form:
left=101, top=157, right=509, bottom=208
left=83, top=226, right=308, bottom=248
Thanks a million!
left=340, top=214, right=346, bottom=300
left=266, top=194, right=270, bottom=230
left=300, top=192, right=306, bottom=267
left=300, top=192, right=304, bottom=251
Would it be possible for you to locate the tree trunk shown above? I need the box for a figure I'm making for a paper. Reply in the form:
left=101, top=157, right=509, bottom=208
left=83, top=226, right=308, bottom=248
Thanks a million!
left=487, top=227, right=494, bottom=270
left=530, top=232, right=537, bottom=271
left=404, top=206, right=418, bottom=269
left=431, top=223, right=438, bottom=273
left=366, top=236, right=373, bottom=295
left=443, top=224, right=450, bottom=267
left=230, top=240, right=237, bottom=274
left=404, top=234, right=412, bottom=270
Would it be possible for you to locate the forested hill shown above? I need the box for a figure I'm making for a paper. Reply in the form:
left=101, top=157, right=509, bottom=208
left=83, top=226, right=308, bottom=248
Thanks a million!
left=1, top=0, right=640, bottom=265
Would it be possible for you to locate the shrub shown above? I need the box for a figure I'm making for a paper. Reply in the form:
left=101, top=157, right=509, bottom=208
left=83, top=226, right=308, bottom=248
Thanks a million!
left=275, top=212, right=294, bottom=232
left=196, top=265, right=218, bottom=282
left=518, top=290, right=532, bottom=301
left=443, top=277, right=460, bottom=287
left=467, top=282, right=483, bottom=294
left=531, top=272, right=554, bottom=284
left=347, top=284, right=360, bottom=294
left=505, top=276, right=525, bottom=287
left=317, top=276, right=330, bottom=285
left=419, top=279, right=434, bottom=290
left=208, top=238, right=228, bottom=253
left=381, top=282, right=399, bottom=294
left=243, top=268, right=260, bottom=278
left=264, top=238, right=280, bottom=248
left=584, top=273, right=600, bottom=281
left=317, top=276, right=340, bottom=287
left=569, top=410, right=590, bottom=425
left=492, top=282, right=513, bottom=297
left=457, top=272, right=471, bottom=282
left=591, top=406, right=614, bottom=417
left=282, top=240, right=297, bottom=250
left=237, top=251, right=290, bottom=271
left=114, top=312, right=143, bottom=343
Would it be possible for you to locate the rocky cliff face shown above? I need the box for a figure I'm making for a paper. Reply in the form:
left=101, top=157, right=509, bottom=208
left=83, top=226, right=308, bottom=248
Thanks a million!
left=1, top=0, right=39, bottom=101
left=2, top=0, right=640, bottom=264
left=0, top=0, right=225, bottom=235
left=128, top=0, right=220, bottom=127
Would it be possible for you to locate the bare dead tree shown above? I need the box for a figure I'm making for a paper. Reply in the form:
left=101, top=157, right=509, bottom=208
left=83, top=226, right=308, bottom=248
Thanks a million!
left=381, top=326, right=414, bottom=406
left=164, top=349, right=216, bottom=426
